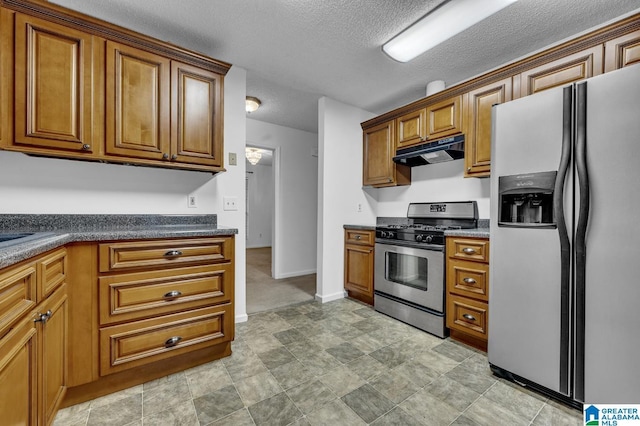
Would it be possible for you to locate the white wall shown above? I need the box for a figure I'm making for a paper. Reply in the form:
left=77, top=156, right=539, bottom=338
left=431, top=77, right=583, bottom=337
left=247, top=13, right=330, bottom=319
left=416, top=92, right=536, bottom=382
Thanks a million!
left=317, top=97, right=376, bottom=302
left=376, top=162, right=491, bottom=218
left=246, top=119, right=318, bottom=279
left=246, top=161, right=273, bottom=248
left=0, top=65, right=249, bottom=322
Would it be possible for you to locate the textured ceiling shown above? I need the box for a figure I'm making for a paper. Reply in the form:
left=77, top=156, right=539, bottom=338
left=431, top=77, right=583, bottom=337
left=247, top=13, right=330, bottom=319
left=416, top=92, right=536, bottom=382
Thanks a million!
left=50, top=0, right=640, bottom=133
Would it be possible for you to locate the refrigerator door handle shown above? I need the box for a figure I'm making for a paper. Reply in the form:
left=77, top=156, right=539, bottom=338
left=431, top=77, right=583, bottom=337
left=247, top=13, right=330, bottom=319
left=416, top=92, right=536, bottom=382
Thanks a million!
left=574, top=81, right=589, bottom=402
left=554, top=85, right=573, bottom=395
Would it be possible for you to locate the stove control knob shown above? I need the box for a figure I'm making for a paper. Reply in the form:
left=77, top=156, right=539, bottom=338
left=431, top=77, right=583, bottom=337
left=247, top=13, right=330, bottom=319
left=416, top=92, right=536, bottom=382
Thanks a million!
left=425, top=235, right=433, bottom=243
left=416, top=234, right=423, bottom=242
left=387, top=231, right=395, bottom=239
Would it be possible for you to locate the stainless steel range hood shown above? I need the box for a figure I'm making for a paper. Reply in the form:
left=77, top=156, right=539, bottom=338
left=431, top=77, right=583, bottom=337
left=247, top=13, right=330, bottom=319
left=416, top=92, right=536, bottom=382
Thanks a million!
left=393, top=134, right=464, bottom=166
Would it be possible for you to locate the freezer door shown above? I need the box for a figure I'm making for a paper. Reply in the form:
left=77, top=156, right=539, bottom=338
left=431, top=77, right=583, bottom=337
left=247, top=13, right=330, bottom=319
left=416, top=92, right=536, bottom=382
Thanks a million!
left=489, top=86, right=572, bottom=395
left=580, top=65, right=640, bottom=404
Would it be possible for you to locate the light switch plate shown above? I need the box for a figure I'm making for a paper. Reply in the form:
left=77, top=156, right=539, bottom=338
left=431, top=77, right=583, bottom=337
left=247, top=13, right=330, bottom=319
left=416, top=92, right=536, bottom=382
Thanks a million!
left=228, top=152, right=237, bottom=166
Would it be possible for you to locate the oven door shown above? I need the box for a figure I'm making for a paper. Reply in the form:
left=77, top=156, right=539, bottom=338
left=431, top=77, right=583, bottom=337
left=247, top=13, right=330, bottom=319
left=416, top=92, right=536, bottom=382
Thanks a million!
left=374, top=242, right=444, bottom=313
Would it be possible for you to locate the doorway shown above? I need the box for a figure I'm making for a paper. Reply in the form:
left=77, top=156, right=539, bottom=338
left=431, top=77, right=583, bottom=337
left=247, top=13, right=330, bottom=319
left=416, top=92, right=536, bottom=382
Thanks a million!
left=245, top=144, right=315, bottom=313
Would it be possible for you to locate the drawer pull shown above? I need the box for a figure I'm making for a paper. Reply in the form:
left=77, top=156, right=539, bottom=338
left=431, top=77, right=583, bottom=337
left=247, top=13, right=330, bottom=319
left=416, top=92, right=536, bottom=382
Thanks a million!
left=164, top=290, right=182, bottom=299
left=34, top=310, right=52, bottom=323
left=164, top=250, right=183, bottom=257
left=355, top=235, right=362, bottom=240
left=463, top=277, right=477, bottom=284
left=165, top=336, right=182, bottom=347
left=462, top=248, right=476, bottom=254
left=462, top=313, right=476, bottom=322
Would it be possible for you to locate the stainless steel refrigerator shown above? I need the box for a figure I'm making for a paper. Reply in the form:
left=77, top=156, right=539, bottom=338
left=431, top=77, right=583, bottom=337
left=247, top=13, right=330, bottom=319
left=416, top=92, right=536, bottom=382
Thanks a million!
left=489, top=64, right=640, bottom=406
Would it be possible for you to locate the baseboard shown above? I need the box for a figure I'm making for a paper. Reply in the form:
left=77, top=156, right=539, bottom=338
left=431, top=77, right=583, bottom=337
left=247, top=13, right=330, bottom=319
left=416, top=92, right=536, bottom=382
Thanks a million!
left=274, top=269, right=316, bottom=279
left=246, top=244, right=272, bottom=249
left=315, top=291, right=345, bottom=304
left=235, top=314, right=248, bottom=323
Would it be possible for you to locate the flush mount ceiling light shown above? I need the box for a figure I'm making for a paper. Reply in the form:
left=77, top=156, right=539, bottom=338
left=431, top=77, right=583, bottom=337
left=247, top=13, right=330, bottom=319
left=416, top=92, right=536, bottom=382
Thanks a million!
left=245, top=147, right=262, bottom=165
left=382, top=0, right=519, bottom=63
left=245, top=96, right=262, bottom=113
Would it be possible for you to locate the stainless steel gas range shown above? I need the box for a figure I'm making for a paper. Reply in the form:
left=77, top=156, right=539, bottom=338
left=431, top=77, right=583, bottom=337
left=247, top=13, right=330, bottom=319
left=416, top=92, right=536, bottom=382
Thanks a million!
left=374, top=201, right=478, bottom=338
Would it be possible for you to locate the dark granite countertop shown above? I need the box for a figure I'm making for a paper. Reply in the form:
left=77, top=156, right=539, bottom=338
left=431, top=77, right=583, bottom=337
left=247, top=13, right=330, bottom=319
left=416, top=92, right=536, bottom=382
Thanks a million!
left=343, top=224, right=376, bottom=231
left=0, top=214, right=237, bottom=269
left=444, top=219, right=490, bottom=238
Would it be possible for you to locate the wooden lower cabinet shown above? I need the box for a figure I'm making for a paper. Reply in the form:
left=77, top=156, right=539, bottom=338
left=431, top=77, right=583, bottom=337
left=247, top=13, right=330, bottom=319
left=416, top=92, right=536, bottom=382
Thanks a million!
left=0, top=317, right=37, bottom=426
left=446, top=237, right=490, bottom=351
left=344, top=228, right=374, bottom=305
left=0, top=248, right=68, bottom=426
left=63, top=235, right=235, bottom=408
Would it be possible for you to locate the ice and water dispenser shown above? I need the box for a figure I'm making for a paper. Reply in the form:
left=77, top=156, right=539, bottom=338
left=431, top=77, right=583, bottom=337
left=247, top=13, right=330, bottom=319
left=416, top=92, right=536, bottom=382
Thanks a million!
left=498, top=171, right=557, bottom=227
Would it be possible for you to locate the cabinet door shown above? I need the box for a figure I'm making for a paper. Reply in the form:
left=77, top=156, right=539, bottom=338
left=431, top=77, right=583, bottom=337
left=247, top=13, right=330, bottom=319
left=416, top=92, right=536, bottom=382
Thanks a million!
left=363, top=120, right=410, bottom=187
left=14, top=13, right=94, bottom=153
left=0, top=318, right=37, bottom=426
left=426, top=95, right=462, bottom=140
left=604, top=29, right=640, bottom=72
left=344, top=244, right=374, bottom=304
left=464, top=78, right=512, bottom=178
left=37, top=284, right=68, bottom=426
left=105, top=41, right=170, bottom=161
left=0, top=9, right=12, bottom=148
left=517, top=46, right=603, bottom=97
left=396, top=108, right=426, bottom=148
left=171, top=61, right=223, bottom=167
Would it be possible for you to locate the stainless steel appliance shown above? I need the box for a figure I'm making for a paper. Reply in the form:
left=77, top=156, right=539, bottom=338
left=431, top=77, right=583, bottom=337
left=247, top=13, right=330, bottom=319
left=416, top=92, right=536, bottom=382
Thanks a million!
left=375, top=201, right=478, bottom=337
left=489, top=65, right=640, bottom=406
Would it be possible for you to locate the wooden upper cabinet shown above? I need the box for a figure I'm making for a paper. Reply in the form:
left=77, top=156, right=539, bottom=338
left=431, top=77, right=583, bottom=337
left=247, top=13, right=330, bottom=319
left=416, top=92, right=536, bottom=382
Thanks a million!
left=464, top=77, right=512, bottom=178
left=363, top=120, right=410, bottom=187
left=171, top=61, right=223, bottom=167
left=426, top=95, right=462, bottom=140
left=516, top=46, right=603, bottom=98
left=105, top=41, right=171, bottom=161
left=604, top=29, right=640, bottom=72
left=13, top=13, right=94, bottom=153
left=396, top=108, right=426, bottom=148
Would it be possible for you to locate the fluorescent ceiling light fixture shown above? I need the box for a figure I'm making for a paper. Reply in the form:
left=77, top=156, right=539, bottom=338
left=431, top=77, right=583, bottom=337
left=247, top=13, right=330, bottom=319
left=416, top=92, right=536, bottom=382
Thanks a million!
left=383, top=0, right=519, bottom=63
left=245, top=96, right=262, bottom=113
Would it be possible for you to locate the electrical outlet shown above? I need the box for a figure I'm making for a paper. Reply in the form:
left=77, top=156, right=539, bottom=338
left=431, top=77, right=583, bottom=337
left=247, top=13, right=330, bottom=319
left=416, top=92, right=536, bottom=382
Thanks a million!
left=228, top=152, right=237, bottom=166
left=357, top=203, right=362, bottom=212
left=223, top=196, right=238, bottom=211
left=187, top=195, right=197, bottom=208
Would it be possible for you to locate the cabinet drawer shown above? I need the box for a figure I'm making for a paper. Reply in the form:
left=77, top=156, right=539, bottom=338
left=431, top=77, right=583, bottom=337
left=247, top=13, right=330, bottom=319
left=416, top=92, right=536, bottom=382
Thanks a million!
left=448, top=238, right=489, bottom=263
left=100, top=303, right=233, bottom=375
left=0, top=264, right=37, bottom=339
left=447, top=259, right=489, bottom=302
left=344, top=229, right=374, bottom=246
left=37, top=248, right=67, bottom=300
left=446, top=295, right=488, bottom=340
left=99, top=264, right=233, bottom=325
left=99, top=237, right=233, bottom=272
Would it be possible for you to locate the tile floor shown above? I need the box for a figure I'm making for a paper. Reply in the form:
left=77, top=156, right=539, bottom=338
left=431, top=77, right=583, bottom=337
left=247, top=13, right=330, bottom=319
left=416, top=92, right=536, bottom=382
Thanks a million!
left=54, top=298, right=582, bottom=426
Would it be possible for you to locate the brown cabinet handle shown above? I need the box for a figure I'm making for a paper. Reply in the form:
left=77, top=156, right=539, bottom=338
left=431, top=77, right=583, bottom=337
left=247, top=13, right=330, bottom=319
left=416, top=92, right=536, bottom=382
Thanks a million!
left=164, top=290, right=182, bottom=299
left=463, top=277, right=477, bottom=284
left=462, top=314, right=476, bottom=322
left=164, top=250, right=183, bottom=257
left=355, top=235, right=362, bottom=240
left=462, top=247, right=476, bottom=254
left=165, top=336, right=182, bottom=347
